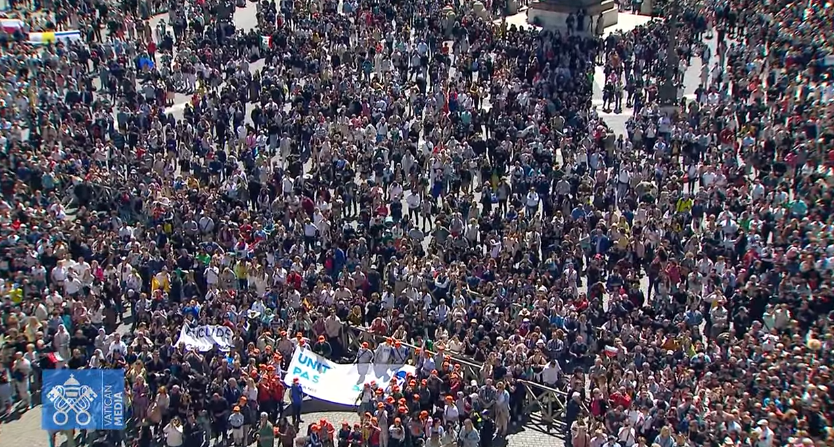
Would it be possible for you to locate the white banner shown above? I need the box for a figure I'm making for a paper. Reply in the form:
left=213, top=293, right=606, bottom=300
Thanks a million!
left=28, top=30, right=83, bottom=45
left=283, top=348, right=415, bottom=406
left=0, top=19, right=24, bottom=34
left=175, top=324, right=234, bottom=351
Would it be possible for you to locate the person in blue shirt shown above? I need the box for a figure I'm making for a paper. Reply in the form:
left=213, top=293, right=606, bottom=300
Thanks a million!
left=590, top=229, right=611, bottom=256
left=308, top=425, right=323, bottom=447
left=333, top=246, right=346, bottom=280
left=684, top=308, right=704, bottom=327
left=182, top=301, right=200, bottom=320
left=224, top=379, right=242, bottom=405
left=790, top=199, right=808, bottom=217
left=290, top=377, right=304, bottom=428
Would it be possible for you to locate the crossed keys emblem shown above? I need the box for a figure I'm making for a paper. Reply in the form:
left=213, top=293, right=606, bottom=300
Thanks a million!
left=46, top=374, right=98, bottom=426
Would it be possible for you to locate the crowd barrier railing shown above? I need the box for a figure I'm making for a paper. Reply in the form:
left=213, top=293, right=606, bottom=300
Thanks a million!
left=339, top=323, right=569, bottom=433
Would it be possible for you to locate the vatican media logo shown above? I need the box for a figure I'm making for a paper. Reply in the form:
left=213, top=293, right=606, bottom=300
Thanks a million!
left=46, top=374, right=98, bottom=426
left=42, top=370, right=126, bottom=430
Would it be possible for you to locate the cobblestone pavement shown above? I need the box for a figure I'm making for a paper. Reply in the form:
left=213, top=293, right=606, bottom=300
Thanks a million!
left=0, top=398, right=565, bottom=447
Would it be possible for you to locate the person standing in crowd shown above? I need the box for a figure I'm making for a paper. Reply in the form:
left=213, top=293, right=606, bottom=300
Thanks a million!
left=458, top=418, right=481, bottom=447
left=290, top=377, right=304, bottom=428
left=163, top=416, right=185, bottom=447
left=257, top=412, right=275, bottom=447
left=229, top=405, right=246, bottom=447
left=276, top=417, right=297, bottom=447
left=479, top=410, right=496, bottom=447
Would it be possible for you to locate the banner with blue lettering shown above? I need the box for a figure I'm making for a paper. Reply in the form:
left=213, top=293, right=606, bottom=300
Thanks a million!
left=42, top=370, right=126, bottom=430
left=176, top=324, right=235, bottom=351
left=284, top=348, right=415, bottom=406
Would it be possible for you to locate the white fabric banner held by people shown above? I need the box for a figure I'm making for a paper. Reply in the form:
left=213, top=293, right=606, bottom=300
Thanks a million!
left=283, top=348, right=415, bottom=406
left=175, top=324, right=234, bottom=351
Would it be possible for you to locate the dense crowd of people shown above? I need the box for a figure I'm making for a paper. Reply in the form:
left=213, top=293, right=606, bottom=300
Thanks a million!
left=0, top=0, right=833, bottom=444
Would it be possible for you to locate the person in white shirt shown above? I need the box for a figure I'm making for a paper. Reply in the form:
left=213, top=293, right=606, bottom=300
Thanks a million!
left=710, top=302, right=729, bottom=338
left=51, top=261, right=68, bottom=287
left=525, top=189, right=540, bottom=216
left=34, top=301, right=49, bottom=322
left=617, top=419, right=636, bottom=447
left=494, top=382, right=511, bottom=436
left=701, top=168, right=716, bottom=189
left=31, top=264, right=47, bottom=286
left=282, top=175, right=294, bottom=196
left=90, top=302, right=105, bottom=326
left=421, top=291, right=433, bottom=310
left=406, top=192, right=421, bottom=222
left=381, top=289, right=395, bottom=310
left=388, top=181, right=404, bottom=201
left=374, top=339, right=393, bottom=363
left=64, top=274, right=83, bottom=297
left=303, top=219, right=318, bottom=250
left=198, top=215, right=215, bottom=236
left=617, top=166, right=631, bottom=198
left=490, top=239, right=502, bottom=258
left=288, top=288, right=302, bottom=309
left=753, top=419, right=774, bottom=447
left=272, top=267, right=287, bottom=286
left=312, top=208, right=325, bottom=226
left=164, top=417, right=185, bottom=447
left=12, top=352, right=32, bottom=408
left=697, top=256, right=714, bottom=275
left=126, top=271, right=142, bottom=292
left=442, top=396, right=459, bottom=424
left=73, top=257, right=92, bottom=284
left=251, top=298, right=266, bottom=316
left=541, top=359, right=562, bottom=388
left=205, top=264, right=220, bottom=286
left=108, top=333, right=128, bottom=357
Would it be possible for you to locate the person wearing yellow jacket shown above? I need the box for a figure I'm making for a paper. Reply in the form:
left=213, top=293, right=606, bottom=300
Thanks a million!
left=234, top=259, right=249, bottom=290
left=151, top=267, right=171, bottom=293
left=675, top=195, right=693, bottom=214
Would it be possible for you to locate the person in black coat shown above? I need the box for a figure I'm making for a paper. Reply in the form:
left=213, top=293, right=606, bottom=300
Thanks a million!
left=565, top=392, right=583, bottom=446
left=240, top=398, right=257, bottom=445
left=209, top=392, right=229, bottom=444
left=184, top=414, right=208, bottom=447
left=479, top=410, right=495, bottom=447
left=313, top=336, right=333, bottom=359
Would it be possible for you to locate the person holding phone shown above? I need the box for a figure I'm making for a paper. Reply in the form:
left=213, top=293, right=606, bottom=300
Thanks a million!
left=164, top=416, right=184, bottom=447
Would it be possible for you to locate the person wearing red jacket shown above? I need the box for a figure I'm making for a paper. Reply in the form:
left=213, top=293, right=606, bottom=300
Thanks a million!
left=270, top=372, right=285, bottom=419
left=318, top=419, right=336, bottom=445
left=147, top=41, right=156, bottom=63
left=364, top=419, right=381, bottom=447
left=258, top=376, right=274, bottom=419
left=449, top=373, right=463, bottom=396
left=610, top=387, right=632, bottom=409
left=287, top=270, right=303, bottom=289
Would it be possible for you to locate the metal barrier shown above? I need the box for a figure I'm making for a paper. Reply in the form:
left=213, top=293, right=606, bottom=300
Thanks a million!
left=339, top=323, right=569, bottom=433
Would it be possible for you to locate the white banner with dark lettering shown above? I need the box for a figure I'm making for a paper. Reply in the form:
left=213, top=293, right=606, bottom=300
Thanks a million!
left=175, top=324, right=234, bottom=351
left=283, top=348, right=415, bottom=406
